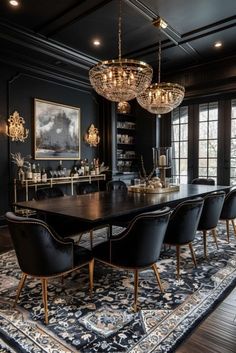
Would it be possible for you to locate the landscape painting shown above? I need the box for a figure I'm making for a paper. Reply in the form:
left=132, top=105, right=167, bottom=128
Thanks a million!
left=34, top=99, right=81, bottom=160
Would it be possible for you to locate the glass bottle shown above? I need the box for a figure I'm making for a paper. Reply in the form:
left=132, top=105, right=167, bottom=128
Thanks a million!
left=41, top=168, right=47, bottom=183
left=36, top=163, right=41, bottom=182
left=32, top=163, right=37, bottom=183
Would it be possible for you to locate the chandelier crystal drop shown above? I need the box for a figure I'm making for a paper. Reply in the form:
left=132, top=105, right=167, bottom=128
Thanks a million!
left=89, top=0, right=153, bottom=102
left=137, top=38, right=185, bottom=115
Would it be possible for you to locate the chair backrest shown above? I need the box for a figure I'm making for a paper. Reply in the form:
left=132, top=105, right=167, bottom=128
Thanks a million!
left=5, top=212, right=73, bottom=277
left=35, top=186, right=64, bottom=200
left=164, top=198, right=204, bottom=244
left=198, top=191, right=225, bottom=230
left=107, top=180, right=127, bottom=192
left=191, top=178, right=215, bottom=185
left=110, top=207, right=171, bottom=268
left=220, top=187, right=236, bottom=220
left=76, top=182, right=98, bottom=195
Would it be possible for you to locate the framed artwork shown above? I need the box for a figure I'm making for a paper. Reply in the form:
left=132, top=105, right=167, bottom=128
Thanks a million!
left=34, top=98, right=81, bottom=160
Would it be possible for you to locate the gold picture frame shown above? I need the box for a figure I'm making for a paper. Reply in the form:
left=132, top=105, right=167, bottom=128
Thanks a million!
left=34, top=98, right=81, bottom=160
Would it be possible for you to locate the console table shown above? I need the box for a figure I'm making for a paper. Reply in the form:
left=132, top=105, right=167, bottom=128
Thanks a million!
left=14, top=174, right=106, bottom=203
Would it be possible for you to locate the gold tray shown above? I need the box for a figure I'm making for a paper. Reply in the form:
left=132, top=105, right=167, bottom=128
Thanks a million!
left=128, top=185, right=180, bottom=194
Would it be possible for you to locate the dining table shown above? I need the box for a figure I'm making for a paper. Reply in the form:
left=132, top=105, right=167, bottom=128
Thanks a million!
left=14, top=184, right=231, bottom=225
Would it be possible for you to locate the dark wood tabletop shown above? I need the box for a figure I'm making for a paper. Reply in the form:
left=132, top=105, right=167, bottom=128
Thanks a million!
left=14, top=184, right=231, bottom=223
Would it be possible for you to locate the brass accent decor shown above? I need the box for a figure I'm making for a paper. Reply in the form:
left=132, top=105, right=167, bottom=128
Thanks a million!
left=137, top=36, right=185, bottom=116
left=89, top=0, right=153, bottom=102
left=84, top=124, right=100, bottom=147
left=117, top=101, right=131, bottom=114
left=6, top=111, right=29, bottom=142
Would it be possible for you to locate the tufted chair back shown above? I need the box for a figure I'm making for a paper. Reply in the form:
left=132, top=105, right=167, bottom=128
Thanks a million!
left=76, top=182, right=98, bottom=195
left=220, top=188, right=236, bottom=220
left=94, top=207, right=171, bottom=268
left=5, top=212, right=74, bottom=277
left=198, top=191, right=225, bottom=231
left=35, top=186, right=64, bottom=200
left=107, top=180, right=127, bottom=192
left=191, top=178, right=215, bottom=185
left=164, top=198, right=204, bottom=245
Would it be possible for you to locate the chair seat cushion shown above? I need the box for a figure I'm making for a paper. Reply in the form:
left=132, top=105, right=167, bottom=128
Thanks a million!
left=73, top=245, right=93, bottom=267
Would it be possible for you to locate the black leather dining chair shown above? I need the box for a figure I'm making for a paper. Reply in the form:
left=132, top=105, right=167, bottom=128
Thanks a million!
left=5, top=212, right=94, bottom=325
left=93, top=207, right=171, bottom=312
left=35, top=186, right=94, bottom=248
left=163, top=198, right=204, bottom=279
left=220, top=187, right=236, bottom=242
left=35, top=186, right=64, bottom=200
left=106, top=180, right=127, bottom=192
left=76, top=182, right=98, bottom=195
left=197, top=191, right=225, bottom=258
left=191, top=178, right=215, bottom=185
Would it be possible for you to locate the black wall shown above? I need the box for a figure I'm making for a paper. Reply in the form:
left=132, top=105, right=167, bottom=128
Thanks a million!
left=0, top=62, right=101, bottom=220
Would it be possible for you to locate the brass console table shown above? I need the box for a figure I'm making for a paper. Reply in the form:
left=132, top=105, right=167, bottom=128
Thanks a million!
left=14, top=174, right=106, bottom=203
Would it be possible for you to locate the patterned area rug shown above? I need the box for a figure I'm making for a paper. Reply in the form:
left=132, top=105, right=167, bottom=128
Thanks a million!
left=0, top=223, right=236, bottom=353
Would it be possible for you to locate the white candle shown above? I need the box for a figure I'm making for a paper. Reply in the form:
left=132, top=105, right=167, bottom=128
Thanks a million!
left=159, top=154, right=167, bottom=166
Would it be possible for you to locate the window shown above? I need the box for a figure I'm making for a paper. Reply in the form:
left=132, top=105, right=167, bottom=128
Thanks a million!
left=171, top=106, right=188, bottom=183
left=230, top=99, right=236, bottom=185
left=198, top=102, right=218, bottom=182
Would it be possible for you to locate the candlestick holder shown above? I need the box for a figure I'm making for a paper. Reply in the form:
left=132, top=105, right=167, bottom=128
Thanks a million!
left=152, top=147, right=172, bottom=187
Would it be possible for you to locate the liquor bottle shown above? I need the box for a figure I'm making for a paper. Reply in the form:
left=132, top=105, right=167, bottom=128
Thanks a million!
left=80, top=160, right=85, bottom=176
left=32, top=163, right=37, bottom=183
left=26, top=163, right=32, bottom=180
left=41, top=168, right=47, bottom=183
left=36, top=163, right=41, bottom=182
left=90, top=162, right=96, bottom=176
left=57, top=160, right=63, bottom=177
left=95, top=158, right=100, bottom=175
left=84, top=158, right=90, bottom=176
left=70, top=162, right=78, bottom=177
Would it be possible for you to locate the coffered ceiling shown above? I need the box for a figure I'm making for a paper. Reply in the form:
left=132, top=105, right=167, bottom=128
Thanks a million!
left=0, top=0, right=235, bottom=81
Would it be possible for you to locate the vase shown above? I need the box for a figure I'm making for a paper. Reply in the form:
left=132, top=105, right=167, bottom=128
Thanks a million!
left=18, top=167, right=25, bottom=181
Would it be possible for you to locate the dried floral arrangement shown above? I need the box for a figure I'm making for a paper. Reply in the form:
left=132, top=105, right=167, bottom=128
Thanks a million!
left=11, top=152, right=31, bottom=168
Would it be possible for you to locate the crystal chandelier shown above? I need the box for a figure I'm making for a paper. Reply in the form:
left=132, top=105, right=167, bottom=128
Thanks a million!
left=137, top=38, right=185, bottom=116
left=89, top=0, right=153, bottom=102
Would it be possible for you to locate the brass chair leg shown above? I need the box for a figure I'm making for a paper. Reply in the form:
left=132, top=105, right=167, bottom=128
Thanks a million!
left=231, top=219, right=236, bottom=237
left=211, top=228, right=219, bottom=249
left=41, top=278, right=48, bottom=325
left=134, top=270, right=139, bottom=312
left=76, top=233, right=84, bottom=245
left=152, top=263, right=164, bottom=293
left=14, top=273, right=27, bottom=307
left=189, top=243, right=197, bottom=268
left=176, top=245, right=180, bottom=280
left=203, top=230, right=207, bottom=258
left=89, top=230, right=93, bottom=249
left=89, top=258, right=94, bottom=296
left=226, top=220, right=230, bottom=243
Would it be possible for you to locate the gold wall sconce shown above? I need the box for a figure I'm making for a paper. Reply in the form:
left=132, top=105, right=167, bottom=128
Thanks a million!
left=84, top=124, right=100, bottom=147
left=6, top=111, right=29, bottom=142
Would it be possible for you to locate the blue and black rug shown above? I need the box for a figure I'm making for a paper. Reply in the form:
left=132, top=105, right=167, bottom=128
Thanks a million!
left=0, top=223, right=236, bottom=352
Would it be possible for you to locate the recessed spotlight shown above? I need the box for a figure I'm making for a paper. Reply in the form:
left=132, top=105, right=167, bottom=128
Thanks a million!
left=93, top=39, right=101, bottom=46
left=214, top=41, right=222, bottom=48
left=9, top=0, right=19, bottom=6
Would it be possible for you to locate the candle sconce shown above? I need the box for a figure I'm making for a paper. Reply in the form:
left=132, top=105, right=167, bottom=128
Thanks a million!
left=153, top=147, right=172, bottom=187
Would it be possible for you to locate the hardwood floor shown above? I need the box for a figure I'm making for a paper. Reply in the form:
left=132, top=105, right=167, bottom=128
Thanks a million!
left=0, top=226, right=235, bottom=352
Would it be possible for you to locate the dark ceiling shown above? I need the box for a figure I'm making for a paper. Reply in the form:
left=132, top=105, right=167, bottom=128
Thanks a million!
left=0, top=0, right=235, bottom=83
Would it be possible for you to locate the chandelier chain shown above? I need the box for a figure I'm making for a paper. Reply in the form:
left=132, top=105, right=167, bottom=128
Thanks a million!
left=158, top=39, right=161, bottom=83
left=118, top=0, right=122, bottom=61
